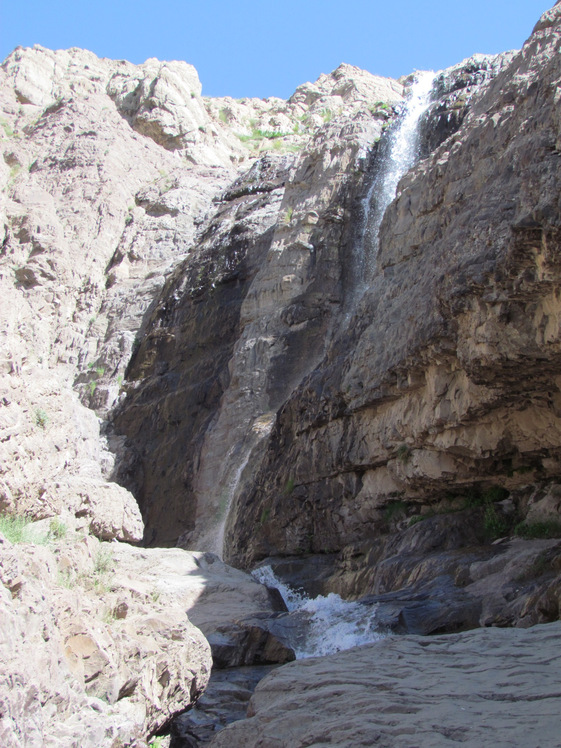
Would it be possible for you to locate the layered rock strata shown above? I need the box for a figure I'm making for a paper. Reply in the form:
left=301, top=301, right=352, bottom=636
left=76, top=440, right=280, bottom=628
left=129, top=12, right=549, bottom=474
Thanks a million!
left=225, top=3, right=561, bottom=585
left=111, top=50, right=516, bottom=554
left=112, top=67, right=404, bottom=548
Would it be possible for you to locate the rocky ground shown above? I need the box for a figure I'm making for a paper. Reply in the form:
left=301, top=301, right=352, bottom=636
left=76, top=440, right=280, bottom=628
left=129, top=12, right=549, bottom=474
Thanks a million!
left=2, top=2, right=561, bottom=746
left=0, top=524, right=289, bottom=746
left=207, top=621, right=561, bottom=748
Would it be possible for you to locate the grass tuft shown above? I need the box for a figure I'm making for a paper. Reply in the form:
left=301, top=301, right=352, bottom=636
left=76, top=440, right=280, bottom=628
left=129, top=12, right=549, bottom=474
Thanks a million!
left=0, top=514, right=29, bottom=543
left=514, top=520, right=561, bottom=539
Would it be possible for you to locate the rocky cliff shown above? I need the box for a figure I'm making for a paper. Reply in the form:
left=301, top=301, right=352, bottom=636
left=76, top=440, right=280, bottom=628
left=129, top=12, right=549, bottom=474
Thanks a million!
left=223, top=3, right=561, bottom=598
left=2, top=2, right=561, bottom=746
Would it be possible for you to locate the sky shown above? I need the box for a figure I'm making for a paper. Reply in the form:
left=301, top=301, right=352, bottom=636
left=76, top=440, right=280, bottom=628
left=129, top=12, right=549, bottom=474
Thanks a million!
left=0, top=0, right=554, bottom=99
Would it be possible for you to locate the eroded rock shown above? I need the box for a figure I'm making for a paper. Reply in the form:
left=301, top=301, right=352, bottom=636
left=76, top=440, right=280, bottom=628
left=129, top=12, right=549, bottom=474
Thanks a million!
left=207, top=622, right=561, bottom=748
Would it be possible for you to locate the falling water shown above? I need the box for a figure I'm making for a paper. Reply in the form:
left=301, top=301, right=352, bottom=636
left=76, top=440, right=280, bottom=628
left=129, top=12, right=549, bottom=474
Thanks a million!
left=360, top=70, right=437, bottom=280
left=213, top=447, right=253, bottom=557
left=248, top=84, right=439, bottom=648
left=253, top=565, right=385, bottom=658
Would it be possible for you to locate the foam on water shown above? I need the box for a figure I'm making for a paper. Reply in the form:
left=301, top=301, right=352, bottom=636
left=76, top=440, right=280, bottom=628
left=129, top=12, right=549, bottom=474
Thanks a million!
left=253, top=565, right=385, bottom=659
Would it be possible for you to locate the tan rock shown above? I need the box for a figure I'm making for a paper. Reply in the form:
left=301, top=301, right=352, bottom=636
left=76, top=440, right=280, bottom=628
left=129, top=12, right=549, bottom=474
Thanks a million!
left=0, top=536, right=282, bottom=744
left=224, top=4, right=561, bottom=572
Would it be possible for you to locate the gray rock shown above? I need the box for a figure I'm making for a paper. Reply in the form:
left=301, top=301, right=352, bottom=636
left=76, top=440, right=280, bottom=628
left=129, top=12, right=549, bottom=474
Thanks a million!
left=208, top=621, right=561, bottom=748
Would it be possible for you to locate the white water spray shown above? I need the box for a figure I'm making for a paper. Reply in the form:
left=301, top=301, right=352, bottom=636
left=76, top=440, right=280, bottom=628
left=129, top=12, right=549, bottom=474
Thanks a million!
left=361, top=70, right=437, bottom=274
left=253, top=565, right=385, bottom=659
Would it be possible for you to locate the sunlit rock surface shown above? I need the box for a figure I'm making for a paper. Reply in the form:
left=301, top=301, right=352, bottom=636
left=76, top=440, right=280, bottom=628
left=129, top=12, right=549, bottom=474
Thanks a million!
left=2, top=4, right=561, bottom=746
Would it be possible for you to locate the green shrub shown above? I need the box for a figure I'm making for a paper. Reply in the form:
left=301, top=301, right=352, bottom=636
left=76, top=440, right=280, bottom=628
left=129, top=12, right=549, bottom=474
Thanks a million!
left=0, top=118, right=14, bottom=138
left=396, top=444, right=411, bottom=463
left=384, top=500, right=408, bottom=522
left=35, top=408, right=49, bottom=429
left=484, top=504, right=508, bottom=537
left=94, top=546, right=113, bottom=575
left=514, top=520, right=561, bottom=539
left=283, top=477, right=295, bottom=495
left=0, top=514, right=29, bottom=543
left=254, top=128, right=286, bottom=139
left=57, top=569, right=74, bottom=588
left=482, top=485, right=509, bottom=504
left=48, top=518, right=67, bottom=540
left=237, top=128, right=289, bottom=144
left=259, top=507, right=270, bottom=524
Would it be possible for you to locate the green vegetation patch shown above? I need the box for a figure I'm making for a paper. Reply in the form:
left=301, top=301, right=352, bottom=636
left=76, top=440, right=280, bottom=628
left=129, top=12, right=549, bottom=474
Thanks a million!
left=283, top=477, right=295, bottom=495
left=238, top=128, right=290, bottom=144
left=384, top=499, right=408, bottom=523
left=48, top=518, right=67, bottom=540
left=35, top=408, right=49, bottom=429
left=0, top=513, right=30, bottom=543
left=514, top=520, right=561, bottom=539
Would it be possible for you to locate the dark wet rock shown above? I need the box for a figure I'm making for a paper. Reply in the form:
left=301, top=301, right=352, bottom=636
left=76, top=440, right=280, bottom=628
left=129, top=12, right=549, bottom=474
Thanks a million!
left=170, top=666, right=277, bottom=747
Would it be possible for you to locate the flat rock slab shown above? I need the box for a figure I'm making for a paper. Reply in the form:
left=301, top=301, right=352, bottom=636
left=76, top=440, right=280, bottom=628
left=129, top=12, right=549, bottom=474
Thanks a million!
left=209, top=621, right=561, bottom=748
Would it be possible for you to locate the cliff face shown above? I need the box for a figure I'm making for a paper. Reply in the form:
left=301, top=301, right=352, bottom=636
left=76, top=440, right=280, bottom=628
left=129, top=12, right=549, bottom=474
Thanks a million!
left=3, top=4, right=561, bottom=745
left=3, top=9, right=561, bottom=599
left=111, top=66, right=405, bottom=549
left=110, top=53, right=522, bottom=552
left=224, top=4, right=561, bottom=578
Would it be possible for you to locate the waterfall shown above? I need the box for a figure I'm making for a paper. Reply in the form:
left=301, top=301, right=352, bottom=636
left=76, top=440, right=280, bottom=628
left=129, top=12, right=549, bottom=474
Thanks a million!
left=361, top=70, right=437, bottom=280
left=247, top=79, right=439, bottom=655
left=213, top=447, right=253, bottom=557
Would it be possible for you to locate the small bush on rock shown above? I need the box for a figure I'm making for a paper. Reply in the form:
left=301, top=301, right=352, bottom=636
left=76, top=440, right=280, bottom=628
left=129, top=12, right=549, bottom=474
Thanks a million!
left=0, top=513, right=29, bottom=543
left=35, top=408, right=49, bottom=429
left=48, top=518, right=67, bottom=540
left=514, top=520, right=561, bottom=539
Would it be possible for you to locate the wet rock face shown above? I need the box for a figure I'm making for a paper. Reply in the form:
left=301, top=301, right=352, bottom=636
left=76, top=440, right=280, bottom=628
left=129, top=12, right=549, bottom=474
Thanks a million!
left=418, top=52, right=515, bottom=156
left=225, top=4, right=561, bottom=569
left=112, top=90, right=399, bottom=548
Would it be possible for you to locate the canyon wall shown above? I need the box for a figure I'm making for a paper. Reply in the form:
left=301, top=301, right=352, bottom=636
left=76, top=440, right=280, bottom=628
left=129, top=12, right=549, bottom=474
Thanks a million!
left=3, top=4, right=561, bottom=743
left=112, top=52, right=520, bottom=555
left=223, top=4, right=561, bottom=580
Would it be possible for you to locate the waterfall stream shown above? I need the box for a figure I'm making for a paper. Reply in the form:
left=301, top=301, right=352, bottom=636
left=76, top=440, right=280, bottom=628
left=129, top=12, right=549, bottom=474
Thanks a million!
left=360, top=70, right=436, bottom=281
left=249, top=75, right=438, bottom=658
left=253, top=566, right=385, bottom=658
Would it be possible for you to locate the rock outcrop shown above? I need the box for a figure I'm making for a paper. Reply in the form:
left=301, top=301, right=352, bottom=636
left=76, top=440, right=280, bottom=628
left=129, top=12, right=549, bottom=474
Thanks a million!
left=0, top=533, right=210, bottom=746
left=208, top=621, right=561, bottom=748
left=0, top=528, right=290, bottom=746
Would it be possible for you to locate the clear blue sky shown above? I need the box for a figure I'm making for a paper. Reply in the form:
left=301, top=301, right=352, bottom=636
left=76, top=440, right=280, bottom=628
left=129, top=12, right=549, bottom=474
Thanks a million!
left=0, top=0, right=553, bottom=99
